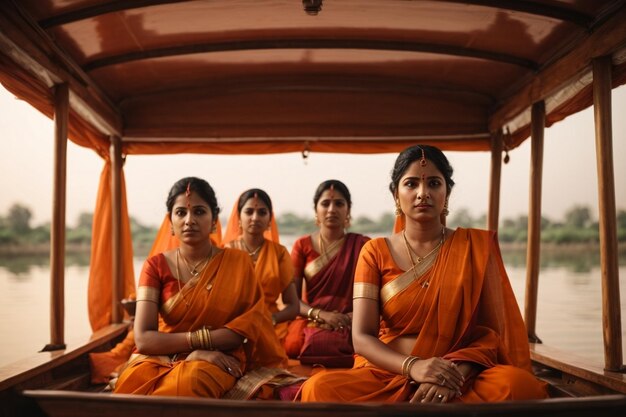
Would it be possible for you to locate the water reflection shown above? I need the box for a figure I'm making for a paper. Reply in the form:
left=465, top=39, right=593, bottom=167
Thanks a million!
left=500, top=245, right=626, bottom=273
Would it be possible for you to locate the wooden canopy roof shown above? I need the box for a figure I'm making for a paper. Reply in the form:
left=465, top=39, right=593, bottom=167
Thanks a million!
left=1, top=0, right=626, bottom=155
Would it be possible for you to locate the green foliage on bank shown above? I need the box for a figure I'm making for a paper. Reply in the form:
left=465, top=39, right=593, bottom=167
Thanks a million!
left=0, top=203, right=625, bottom=254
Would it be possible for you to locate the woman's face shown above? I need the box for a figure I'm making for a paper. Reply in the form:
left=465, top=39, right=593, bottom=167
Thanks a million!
left=170, top=191, right=214, bottom=244
left=240, top=196, right=271, bottom=237
left=397, top=159, right=447, bottom=223
left=315, top=188, right=349, bottom=229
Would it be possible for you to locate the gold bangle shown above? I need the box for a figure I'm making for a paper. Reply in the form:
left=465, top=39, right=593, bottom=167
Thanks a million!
left=402, top=355, right=420, bottom=378
left=314, top=309, right=322, bottom=323
left=207, top=328, right=213, bottom=350
left=306, top=307, right=315, bottom=319
left=186, top=331, right=193, bottom=351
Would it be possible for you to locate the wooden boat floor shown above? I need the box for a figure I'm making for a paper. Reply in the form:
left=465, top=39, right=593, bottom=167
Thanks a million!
left=21, top=390, right=626, bottom=417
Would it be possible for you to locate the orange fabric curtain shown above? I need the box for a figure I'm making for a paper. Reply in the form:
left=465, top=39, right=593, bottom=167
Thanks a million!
left=88, top=162, right=136, bottom=330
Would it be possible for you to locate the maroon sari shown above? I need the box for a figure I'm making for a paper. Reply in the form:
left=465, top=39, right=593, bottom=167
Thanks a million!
left=286, top=233, right=370, bottom=367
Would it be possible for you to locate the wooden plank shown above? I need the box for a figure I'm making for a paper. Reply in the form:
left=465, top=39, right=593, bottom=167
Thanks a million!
left=0, top=323, right=128, bottom=391
left=531, top=343, right=626, bottom=394
left=524, top=101, right=544, bottom=342
left=23, top=390, right=626, bottom=417
left=592, top=56, right=624, bottom=372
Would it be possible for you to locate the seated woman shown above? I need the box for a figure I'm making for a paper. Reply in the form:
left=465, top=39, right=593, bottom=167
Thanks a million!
left=301, top=145, right=549, bottom=403
left=284, top=179, right=370, bottom=368
left=223, top=188, right=299, bottom=346
left=113, top=177, right=290, bottom=398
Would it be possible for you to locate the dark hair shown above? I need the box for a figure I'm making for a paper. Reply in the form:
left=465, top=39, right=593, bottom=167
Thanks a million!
left=166, top=177, right=220, bottom=218
left=389, top=145, right=455, bottom=196
left=237, top=188, right=273, bottom=219
left=313, top=179, right=352, bottom=209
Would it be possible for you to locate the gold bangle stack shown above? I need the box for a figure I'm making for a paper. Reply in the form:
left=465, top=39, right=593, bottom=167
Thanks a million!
left=306, top=307, right=324, bottom=323
left=189, top=327, right=214, bottom=350
left=402, top=355, right=420, bottom=378
left=306, top=307, right=316, bottom=320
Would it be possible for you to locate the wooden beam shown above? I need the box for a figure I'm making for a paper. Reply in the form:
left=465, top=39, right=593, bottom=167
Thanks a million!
left=524, top=101, right=544, bottom=343
left=592, top=57, right=623, bottom=372
left=44, top=83, right=69, bottom=351
left=83, top=38, right=538, bottom=72
left=489, top=5, right=626, bottom=133
left=110, top=136, right=123, bottom=324
left=0, top=2, right=122, bottom=136
left=487, top=131, right=502, bottom=231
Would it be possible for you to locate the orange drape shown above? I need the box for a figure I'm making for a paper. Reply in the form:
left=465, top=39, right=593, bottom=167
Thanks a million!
left=88, top=162, right=136, bottom=331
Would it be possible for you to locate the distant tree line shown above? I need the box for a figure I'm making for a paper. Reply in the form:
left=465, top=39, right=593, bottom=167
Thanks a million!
left=0, top=203, right=625, bottom=254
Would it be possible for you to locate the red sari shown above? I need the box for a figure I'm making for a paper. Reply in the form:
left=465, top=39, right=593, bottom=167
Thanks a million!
left=301, top=228, right=548, bottom=402
left=285, top=233, right=370, bottom=367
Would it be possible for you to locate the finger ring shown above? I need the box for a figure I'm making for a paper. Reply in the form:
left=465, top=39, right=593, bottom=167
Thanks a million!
left=227, top=367, right=233, bottom=373
left=437, top=394, right=444, bottom=399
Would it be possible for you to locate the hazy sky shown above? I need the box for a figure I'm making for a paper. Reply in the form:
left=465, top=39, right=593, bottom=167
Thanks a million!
left=1, top=84, right=625, bottom=228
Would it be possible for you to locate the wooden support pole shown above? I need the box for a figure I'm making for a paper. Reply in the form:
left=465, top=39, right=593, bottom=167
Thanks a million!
left=592, top=56, right=624, bottom=372
left=488, top=131, right=503, bottom=231
left=44, top=83, right=69, bottom=351
left=524, top=101, right=545, bottom=343
left=110, top=136, right=123, bottom=324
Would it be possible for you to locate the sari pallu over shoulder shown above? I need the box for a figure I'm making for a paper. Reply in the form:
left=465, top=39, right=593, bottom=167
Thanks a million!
left=304, top=233, right=370, bottom=313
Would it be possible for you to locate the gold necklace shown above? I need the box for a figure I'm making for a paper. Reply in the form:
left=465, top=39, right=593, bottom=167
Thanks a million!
left=318, top=232, right=344, bottom=256
left=402, top=228, right=445, bottom=288
left=175, top=249, right=190, bottom=307
left=241, top=238, right=264, bottom=258
left=179, top=247, right=213, bottom=277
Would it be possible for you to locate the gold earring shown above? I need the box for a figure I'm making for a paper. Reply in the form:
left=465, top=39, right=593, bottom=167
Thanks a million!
left=394, top=200, right=402, bottom=216
left=170, top=227, right=175, bottom=236
left=315, top=215, right=320, bottom=226
left=442, top=199, right=450, bottom=217
left=345, top=214, right=351, bottom=228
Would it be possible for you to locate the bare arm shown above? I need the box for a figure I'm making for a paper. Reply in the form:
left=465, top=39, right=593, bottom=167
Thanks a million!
left=134, top=300, right=244, bottom=355
left=273, top=282, right=299, bottom=323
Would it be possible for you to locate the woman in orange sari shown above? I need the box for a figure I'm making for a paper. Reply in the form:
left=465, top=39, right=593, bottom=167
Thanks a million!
left=114, top=177, right=289, bottom=398
left=223, top=188, right=299, bottom=345
left=284, top=179, right=370, bottom=368
left=301, top=145, right=549, bottom=403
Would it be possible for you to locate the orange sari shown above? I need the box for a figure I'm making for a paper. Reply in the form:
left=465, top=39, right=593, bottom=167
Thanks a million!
left=114, top=248, right=287, bottom=398
left=301, top=228, right=548, bottom=402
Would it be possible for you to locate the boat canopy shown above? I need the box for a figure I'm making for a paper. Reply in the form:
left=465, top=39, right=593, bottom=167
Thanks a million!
left=0, top=2, right=624, bottom=345
left=1, top=0, right=626, bottom=157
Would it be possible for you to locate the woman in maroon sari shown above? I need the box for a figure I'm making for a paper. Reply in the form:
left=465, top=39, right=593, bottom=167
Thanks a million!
left=284, top=180, right=370, bottom=368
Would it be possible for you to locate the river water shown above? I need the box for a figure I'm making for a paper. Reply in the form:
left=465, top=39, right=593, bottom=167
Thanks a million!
left=1, top=243, right=625, bottom=369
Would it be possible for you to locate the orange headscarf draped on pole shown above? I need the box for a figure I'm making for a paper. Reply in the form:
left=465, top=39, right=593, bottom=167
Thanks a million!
left=87, top=162, right=136, bottom=331
left=222, top=196, right=280, bottom=246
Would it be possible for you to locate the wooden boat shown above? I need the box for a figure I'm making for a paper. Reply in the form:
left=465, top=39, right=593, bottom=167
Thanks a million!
left=1, top=1, right=625, bottom=416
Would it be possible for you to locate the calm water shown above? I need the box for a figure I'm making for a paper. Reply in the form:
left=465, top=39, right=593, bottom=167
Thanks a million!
left=1, top=242, right=625, bottom=369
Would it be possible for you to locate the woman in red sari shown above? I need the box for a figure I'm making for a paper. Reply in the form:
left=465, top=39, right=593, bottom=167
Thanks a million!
left=301, top=145, right=549, bottom=403
left=284, top=179, right=370, bottom=368
left=114, top=177, right=290, bottom=398
left=223, top=188, right=299, bottom=345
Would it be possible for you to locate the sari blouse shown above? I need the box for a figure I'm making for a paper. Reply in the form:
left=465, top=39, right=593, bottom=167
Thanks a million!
left=352, top=228, right=532, bottom=371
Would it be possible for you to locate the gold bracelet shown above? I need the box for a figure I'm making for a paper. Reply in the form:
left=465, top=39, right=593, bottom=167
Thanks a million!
left=402, top=355, right=420, bottom=378
left=314, top=308, right=322, bottom=323
left=306, top=307, right=315, bottom=320
left=190, top=330, right=199, bottom=350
